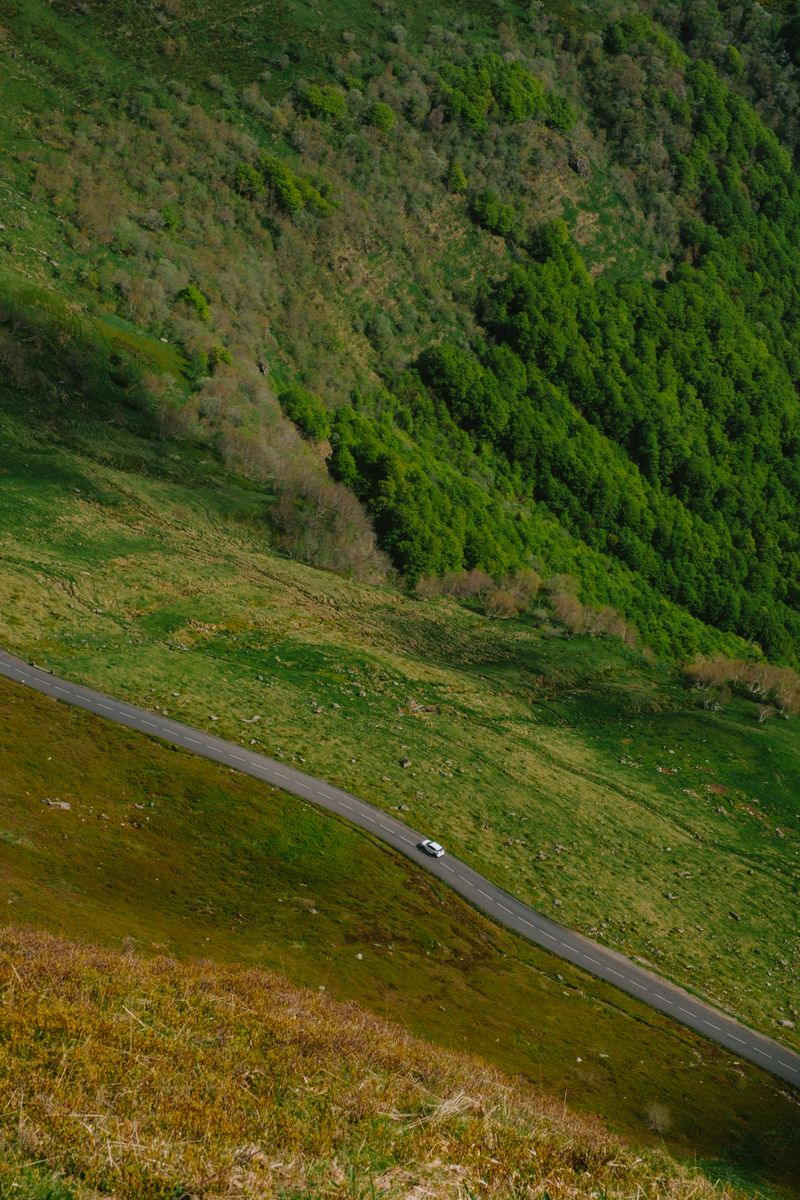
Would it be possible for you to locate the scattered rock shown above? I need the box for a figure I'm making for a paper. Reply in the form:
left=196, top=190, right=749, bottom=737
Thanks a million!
left=779, top=1019, right=795, bottom=1029
left=242, top=715, right=261, bottom=724
left=400, top=758, right=412, bottom=768
left=42, top=798, right=70, bottom=810
left=729, top=911, right=740, bottom=922
left=355, top=952, right=363, bottom=960
left=568, top=153, right=590, bottom=177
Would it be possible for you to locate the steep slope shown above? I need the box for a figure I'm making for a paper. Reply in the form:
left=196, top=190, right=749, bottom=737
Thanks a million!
left=0, top=352, right=798, bottom=1067
left=3, top=675, right=800, bottom=1191
left=2, top=0, right=800, bottom=656
left=0, top=927, right=767, bottom=1200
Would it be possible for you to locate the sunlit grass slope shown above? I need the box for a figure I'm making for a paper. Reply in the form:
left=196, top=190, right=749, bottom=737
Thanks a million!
left=0, top=925, right=792, bottom=1200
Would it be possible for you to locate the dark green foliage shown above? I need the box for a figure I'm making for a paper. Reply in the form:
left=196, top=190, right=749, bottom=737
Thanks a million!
left=256, top=154, right=334, bottom=215
left=232, top=154, right=335, bottom=216
left=417, top=345, right=509, bottom=440
left=232, top=162, right=264, bottom=199
left=424, top=208, right=800, bottom=660
left=546, top=93, right=578, bottom=133
left=279, top=384, right=331, bottom=441
left=468, top=189, right=516, bottom=237
left=328, top=403, right=524, bottom=582
left=257, top=154, right=304, bottom=213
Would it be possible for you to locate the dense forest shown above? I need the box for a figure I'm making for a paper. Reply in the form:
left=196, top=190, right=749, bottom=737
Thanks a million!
left=3, top=0, right=800, bottom=659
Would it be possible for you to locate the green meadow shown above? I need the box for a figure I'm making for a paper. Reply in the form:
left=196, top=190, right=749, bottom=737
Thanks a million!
left=1, top=676, right=798, bottom=1193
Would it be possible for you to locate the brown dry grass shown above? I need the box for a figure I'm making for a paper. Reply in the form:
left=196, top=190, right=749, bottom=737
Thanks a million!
left=0, top=927, right=748, bottom=1200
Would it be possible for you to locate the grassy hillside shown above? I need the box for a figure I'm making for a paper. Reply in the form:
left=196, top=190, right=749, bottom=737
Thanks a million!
left=0, top=370, right=798, bottom=1065
left=2, top=0, right=800, bottom=656
left=1, top=675, right=799, bottom=1192
left=0, top=928, right=770, bottom=1200
left=1, top=2, right=799, bottom=1191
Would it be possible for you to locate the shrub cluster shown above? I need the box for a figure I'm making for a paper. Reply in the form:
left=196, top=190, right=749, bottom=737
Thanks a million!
left=234, top=153, right=335, bottom=215
left=684, top=656, right=800, bottom=718
left=279, top=383, right=331, bottom=441
left=440, top=52, right=573, bottom=133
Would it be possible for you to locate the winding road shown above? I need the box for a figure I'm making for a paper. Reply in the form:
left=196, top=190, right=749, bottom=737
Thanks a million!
left=1, top=647, right=798, bottom=1090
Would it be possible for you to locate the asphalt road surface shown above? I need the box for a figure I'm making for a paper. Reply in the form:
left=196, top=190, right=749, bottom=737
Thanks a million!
left=2, top=647, right=798, bottom=1090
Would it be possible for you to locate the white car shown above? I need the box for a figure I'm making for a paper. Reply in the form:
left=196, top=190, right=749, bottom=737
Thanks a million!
left=418, top=838, right=445, bottom=858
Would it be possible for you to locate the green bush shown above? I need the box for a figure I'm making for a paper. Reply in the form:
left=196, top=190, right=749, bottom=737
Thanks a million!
left=253, top=155, right=334, bottom=216
left=161, top=202, right=181, bottom=231
left=176, top=283, right=211, bottom=323
left=546, top=93, right=578, bottom=133
left=367, top=101, right=396, bottom=132
left=233, top=162, right=265, bottom=199
left=257, top=154, right=304, bottom=212
left=299, top=83, right=346, bottom=119
left=294, top=173, right=336, bottom=216
left=442, top=53, right=548, bottom=132
left=209, top=344, right=233, bottom=371
left=446, top=159, right=468, bottom=192
left=279, top=384, right=331, bottom=440
left=469, top=189, right=516, bottom=237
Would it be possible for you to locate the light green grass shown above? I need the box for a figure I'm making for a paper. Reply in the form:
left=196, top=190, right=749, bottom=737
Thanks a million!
left=1, top=675, right=799, bottom=1194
